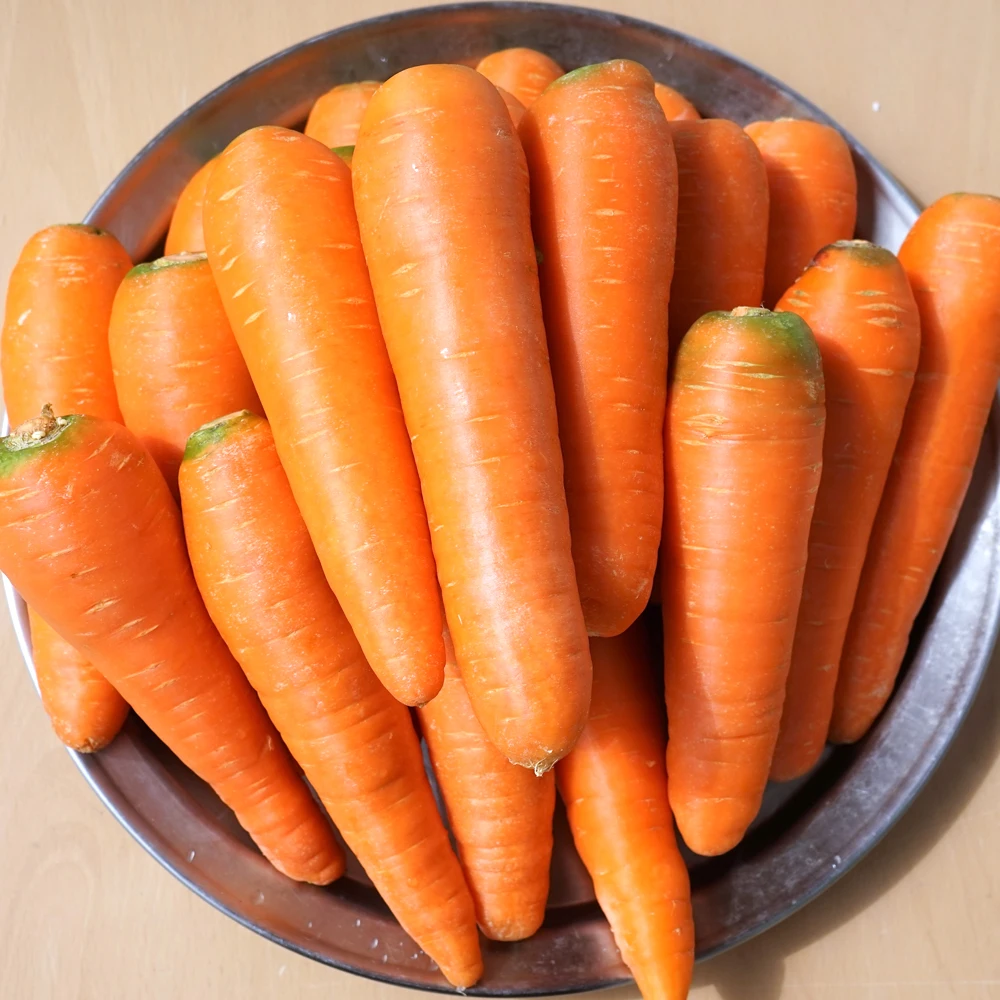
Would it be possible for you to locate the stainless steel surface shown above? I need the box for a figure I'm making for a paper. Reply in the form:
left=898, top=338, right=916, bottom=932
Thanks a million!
left=4, top=2, right=999, bottom=995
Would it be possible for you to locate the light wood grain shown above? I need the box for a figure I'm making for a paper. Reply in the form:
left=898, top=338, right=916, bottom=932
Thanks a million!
left=1, top=1, right=999, bottom=997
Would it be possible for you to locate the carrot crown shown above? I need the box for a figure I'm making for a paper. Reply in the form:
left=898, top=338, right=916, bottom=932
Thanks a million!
left=0, top=408, right=79, bottom=477
left=183, top=409, right=261, bottom=462
left=128, top=252, right=208, bottom=279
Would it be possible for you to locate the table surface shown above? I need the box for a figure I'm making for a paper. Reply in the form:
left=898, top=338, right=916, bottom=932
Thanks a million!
left=2, top=1, right=999, bottom=997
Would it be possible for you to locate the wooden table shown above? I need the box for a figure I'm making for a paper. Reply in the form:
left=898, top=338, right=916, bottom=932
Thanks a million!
left=1, top=1, right=998, bottom=997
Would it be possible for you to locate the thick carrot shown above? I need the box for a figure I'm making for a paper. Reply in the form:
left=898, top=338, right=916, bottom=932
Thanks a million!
left=304, top=81, right=381, bottom=148
left=108, top=252, right=261, bottom=489
left=831, top=194, right=1000, bottom=743
left=418, top=631, right=554, bottom=941
left=2, top=224, right=129, bottom=425
left=30, top=613, right=128, bottom=752
left=353, top=64, right=591, bottom=771
left=770, top=242, right=920, bottom=780
left=2, top=223, right=130, bottom=752
left=654, top=82, right=700, bottom=121
left=558, top=625, right=694, bottom=1000
left=669, top=118, right=769, bottom=349
left=519, top=60, right=677, bottom=636
left=203, top=126, right=444, bottom=708
left=179, top=411, right=481, bottom=987
left=0, top=411, right=344, bottom=885
left=496, top=85, right=527, bottom=127
left=663, top=308, right=824, bottom=855
left=745, top=119, right=857, bottom=307
left=476, top=47, right=563, bottom=107
left=164, top=159, right=215, bottom=255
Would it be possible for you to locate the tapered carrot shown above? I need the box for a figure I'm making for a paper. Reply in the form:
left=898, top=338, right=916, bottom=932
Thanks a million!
left=1, top=223, right=130, bottom=752
left=108, top=252, right=261, bottom=489
left=655, top=82, right=700, bottom=121
left=304, top=81, right=381, bottom=148
left=30, top=615, right=128, bottom=752
left=745, top=119, right=857, bottom=307
left=354, top=65, right=591, bottom=772
left=203, top=125, right=444, bottom=708
left=558, top=625, right=694, bottom=1000
left=669, top=118, right=769, bottom=349
left=179, top=411, right=481, bottom=987
left=496, top=85, right=527, bottom=127
left=831, top=194, right=1000, bottom=743
left=476, top=47, right=563, bottom=107
left=418, top=632, right=554, bottom=941
left=770, top=242, right=920, bottom=780
left=164, top=159, right=215, bottom=255
left=663, top=308, right=824, bottom=855
left=519, top=60, right=677, bottom=636
left=0, top=411, right=344, bottom=884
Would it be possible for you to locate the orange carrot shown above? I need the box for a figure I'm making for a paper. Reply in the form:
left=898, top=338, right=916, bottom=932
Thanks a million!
left=520, top=60, right=677, bottom=636
left=669, top=118, right=769, bottom=349
left=1, top=223, right=130, bottom=752
left=654, top=82, right=700, bottom=121
left=496, top=85, right=527, bottom=127
left=558, top=625, right=694, bottom=1000
left=203, top=126, right=444, bottom=708
left=164, top=159, right=215, bottom=255
left=30, top=614, right=128, bottom=752
left=745, top=119, right=857, bottom=307
left=108, top=252, right=261, bottom=489
left=0, top=410, right=343, bottom=885
left=770, top=242, right=920, bottom=780
left=663, top=308, right=824, bottom=855
left=304, top=81, right=381, bottom=148
left=831, top=194, right=1000, bottom=743
left=353, top=65, right=591, bottom=771
left=2, top=224, right=129, bottom=425
left=179, top=411, right=481, bottom=987
left=418, top=631, right=554, bottom=941
left=476, top=47, right=563, bottom=107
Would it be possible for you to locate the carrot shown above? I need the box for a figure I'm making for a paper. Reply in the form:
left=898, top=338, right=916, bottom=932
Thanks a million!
left=745, top=119, right=857, bottom=307
left=519, top=60, right=677, bottom=636
left=108, top=252, right=261, bottom=489
left=558, top=625, right=694, bottom=1000
left=304, top=81, right=380, bottom=148
left=0, top=410, right=344, bottom=885
left=654, top=82, right=700, bottom=121
left=1, top=223, right=130, bottom=752
left=668, top=118, right=769, bottom=350
left=203, top=126, right=444, bottom=708
left=353, top=64, right=591, bottom=771
left=663, top=308, right=824, bottom=855
left=164, top=159, right=215, bottom=255
left=476, top=47, right=563, bottom=107
left=29, top=613, right=129, bottom=752
left=418, top=631, right=554, bottom=941
left=831, top=194, right=1000, bottom=743
left=2, top=224, right=129, bottom=425
left=496, top=85, right=527, bottom=127
left=179, top=411, right=481, bottom=987
left=770, top=242, right=920, bottom=780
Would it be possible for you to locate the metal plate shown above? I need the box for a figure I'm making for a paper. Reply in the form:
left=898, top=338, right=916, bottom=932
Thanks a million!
left=5, top=3, right=999, bottom=995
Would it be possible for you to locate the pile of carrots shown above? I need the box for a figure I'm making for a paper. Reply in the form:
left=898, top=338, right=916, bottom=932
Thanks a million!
left=2, top=43, right=1000, bottom=1000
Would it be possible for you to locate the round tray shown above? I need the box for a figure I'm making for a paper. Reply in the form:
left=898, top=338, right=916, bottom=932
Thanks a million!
left=5, top=3, right=1000, bottom=995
